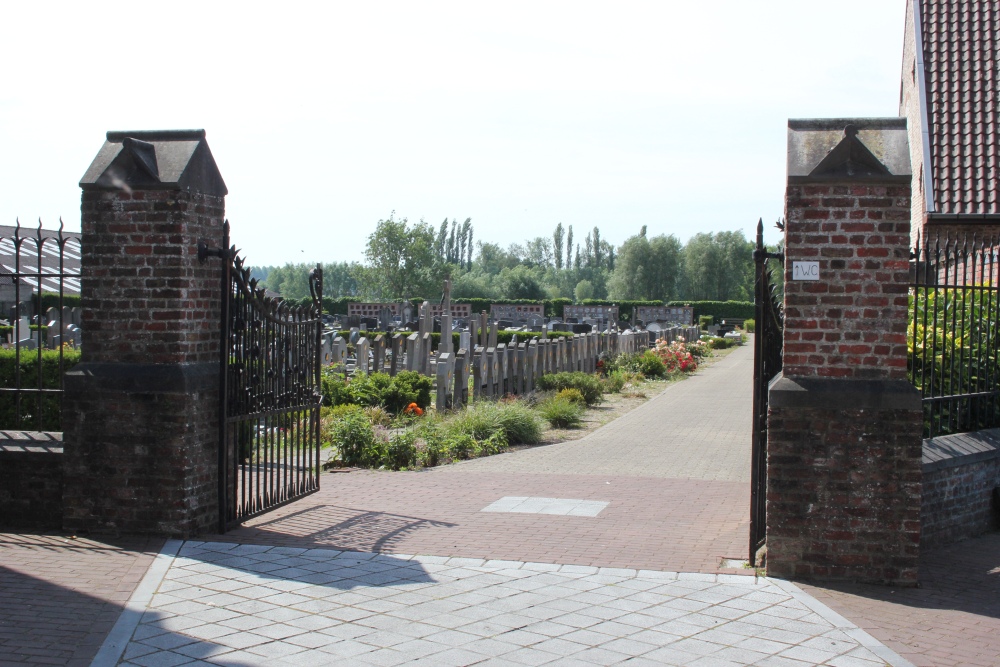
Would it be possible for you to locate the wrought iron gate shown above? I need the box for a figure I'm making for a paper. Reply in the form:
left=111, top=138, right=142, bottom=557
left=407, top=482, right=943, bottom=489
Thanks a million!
left=750, top=219, right=784, bottom=562
left=213, top=222, right=324, bottom=532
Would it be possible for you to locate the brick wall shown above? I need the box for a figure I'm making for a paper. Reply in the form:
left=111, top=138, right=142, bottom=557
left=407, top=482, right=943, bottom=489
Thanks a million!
left=767, top=390, right=922, bottom=583
left=921, top=430, right=1000, bottom=549
left=782, top=183, right=912, bottom=380
left=768, top=119, right=923, bottom=585
left=79, top=190, right=223, bottom=364
left=0, top=439, right=63, bottom=530
left=64, top=131, right=227, bottom=537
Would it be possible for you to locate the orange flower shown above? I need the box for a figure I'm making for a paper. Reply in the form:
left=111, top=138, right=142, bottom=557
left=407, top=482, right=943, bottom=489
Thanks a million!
left=403, top=402, right=424, bottom=416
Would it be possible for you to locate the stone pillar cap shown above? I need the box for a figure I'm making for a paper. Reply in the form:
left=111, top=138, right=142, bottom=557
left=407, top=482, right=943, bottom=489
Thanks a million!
left=787, top=117, right=910, bottom=183
left=80, top=129, right=228, bottom=196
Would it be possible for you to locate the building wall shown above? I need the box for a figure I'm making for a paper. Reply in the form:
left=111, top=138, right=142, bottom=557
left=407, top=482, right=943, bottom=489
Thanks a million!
left=900, top=0, right=929, bottom=244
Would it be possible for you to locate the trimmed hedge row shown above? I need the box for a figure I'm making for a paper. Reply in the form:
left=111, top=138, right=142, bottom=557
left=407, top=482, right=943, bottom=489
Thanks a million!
left=0, top=325, right=48, bottom=339
left=0, top=348, right=82, bottom=430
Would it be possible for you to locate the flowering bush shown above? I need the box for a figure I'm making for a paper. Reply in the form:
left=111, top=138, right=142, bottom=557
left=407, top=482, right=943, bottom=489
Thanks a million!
left=652, top=340, right=698, bottom=374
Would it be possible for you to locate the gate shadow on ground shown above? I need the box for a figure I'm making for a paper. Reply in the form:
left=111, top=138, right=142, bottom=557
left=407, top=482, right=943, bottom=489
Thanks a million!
left=802, top=531, right=1000, bottom=620
left=118, top=543, right=442, bottom=666
left=223, top=504, right=458, bottom=553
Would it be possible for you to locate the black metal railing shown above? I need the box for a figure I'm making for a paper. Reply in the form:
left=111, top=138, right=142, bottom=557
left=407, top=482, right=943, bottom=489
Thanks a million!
left=0, top=220, right=82, bottom=432
left=750, top=218, right=783, bottom=563
left=910, top=232, right=1000, bottom=439
left=217, top=221, right=324, bottom=531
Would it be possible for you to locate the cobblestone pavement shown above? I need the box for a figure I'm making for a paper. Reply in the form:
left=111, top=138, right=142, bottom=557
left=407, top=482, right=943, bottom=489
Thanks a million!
left=0, top=533, right=164, bottom=667
left=98, top=540, right=911, bottom=667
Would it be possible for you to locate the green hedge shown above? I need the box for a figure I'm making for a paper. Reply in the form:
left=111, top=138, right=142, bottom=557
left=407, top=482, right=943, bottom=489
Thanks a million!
left=667, top=300, right=754, bottom=322
left=36, top=293, right=81, bottom=311
left=0, top=348, right=82, bottom=430
left=0, top=325, right=48, bottom=339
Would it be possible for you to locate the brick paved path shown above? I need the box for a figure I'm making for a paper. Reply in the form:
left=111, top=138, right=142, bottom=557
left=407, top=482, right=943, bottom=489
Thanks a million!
left=0, top=533, right=163, bottom=667
left=799, top=532, right=1000, bottom=667
left=219, top=345, right=755, bottom=574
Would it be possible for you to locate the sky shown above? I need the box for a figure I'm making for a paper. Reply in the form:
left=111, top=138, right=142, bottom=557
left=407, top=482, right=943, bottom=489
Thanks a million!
left=0, top=1, right=907, bottom=267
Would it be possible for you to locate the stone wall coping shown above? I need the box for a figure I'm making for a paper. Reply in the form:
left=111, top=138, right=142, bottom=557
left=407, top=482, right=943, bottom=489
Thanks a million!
left=787, top=116, right=911, bottom=183
left=0, top=431, right=63, bottom=455
left=923, top=428, right=1000, bottom=472
left=768, top=374, right=921, bottom=410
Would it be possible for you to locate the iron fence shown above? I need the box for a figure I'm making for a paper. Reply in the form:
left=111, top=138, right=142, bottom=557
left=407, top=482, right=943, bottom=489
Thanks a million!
left=909, top=232, right=1000, bottom=438
left=0, top=220, right=82, bottom=432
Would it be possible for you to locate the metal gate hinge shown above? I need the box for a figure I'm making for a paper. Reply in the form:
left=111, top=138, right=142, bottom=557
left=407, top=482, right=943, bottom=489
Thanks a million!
left=198, top=239, right=227, bottom=263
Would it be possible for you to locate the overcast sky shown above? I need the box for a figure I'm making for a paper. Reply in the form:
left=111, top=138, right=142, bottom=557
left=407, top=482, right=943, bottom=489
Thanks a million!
left=0, top=1, right=906, bottom=266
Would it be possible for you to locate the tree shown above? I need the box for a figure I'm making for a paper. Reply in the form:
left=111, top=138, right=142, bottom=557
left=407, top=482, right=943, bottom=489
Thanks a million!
left=354, top=214, right=441, bottom=300
left=678, top=230, right=754, bottom=301
left=466, top=225, right=474, bottom=269
left=476, top=242, right=519, bottom=275
left=435, top=219, right=448, bottom=262
left=608, top=230, right=682, bottom=301
left=524, top=237, right=553, bottom=268
left=574, top=279, right=594, bottom=302
left=566, top=225, right=574, bottom=269
left=553, top=223, right=565, bottom=270
left=496, top=265, right=546, bottom=300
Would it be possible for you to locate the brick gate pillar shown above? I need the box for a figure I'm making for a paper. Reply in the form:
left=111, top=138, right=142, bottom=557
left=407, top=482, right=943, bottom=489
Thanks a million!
left=63, top=130, right=227, bottom=536
left=767, top=119, right=923, bottom=584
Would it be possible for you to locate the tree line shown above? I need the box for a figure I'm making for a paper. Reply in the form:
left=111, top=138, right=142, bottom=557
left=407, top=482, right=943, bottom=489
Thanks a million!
left=255, top=213, right=756, bottom=304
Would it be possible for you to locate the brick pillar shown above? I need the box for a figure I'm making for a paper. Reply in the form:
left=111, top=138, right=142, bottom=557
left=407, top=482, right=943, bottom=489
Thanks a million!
left=63, top=130, right=227, bottom=536
left=767, top=119, right=923, bottom=584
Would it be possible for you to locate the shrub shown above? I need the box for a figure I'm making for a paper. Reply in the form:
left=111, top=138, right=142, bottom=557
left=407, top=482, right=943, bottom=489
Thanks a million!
left=536, top=372, right=603, bottom=406
left=651, top=340, right=699, bottom=374
left=446, top=432, right=480, bottom=460
left=743, top=318, right=755, bottom=333
left=637, top=350, right=666, bottom=378
left=320, top=370, right=432, bottom=413
left=385, top=431, right=417, bottom=470
left=392, top=372, right=433, bottom=411
left=601, top=370, right=627, bottom=393
left=448, top=400, right=542, bottom=445
left=420, top=440, right=448, bottom=467
left=707, top=336, right=734, bottom=349
left=363, top=405, right=392, bottom=427
left=698, top=314, right=714, bottom=330
left=555, top=388, right=587, bottom=406
left=537, top=396, right=584, bottom=428
left=0, top=347, right=83, bottom=430
left=320, top=373, right=352, bottom=408
left=328, top=410, right=384, bottom=467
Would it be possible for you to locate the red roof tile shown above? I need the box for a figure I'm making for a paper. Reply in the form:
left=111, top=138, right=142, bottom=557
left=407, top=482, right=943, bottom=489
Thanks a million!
left=921, top=0, right=999, bottom=216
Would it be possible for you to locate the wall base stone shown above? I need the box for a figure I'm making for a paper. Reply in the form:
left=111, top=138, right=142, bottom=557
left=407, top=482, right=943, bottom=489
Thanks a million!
left=767, top=375, right=923, bottom=585
left=0, top=434, right=63, bottom=530
left=62, top=363, right=218, bottom=537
